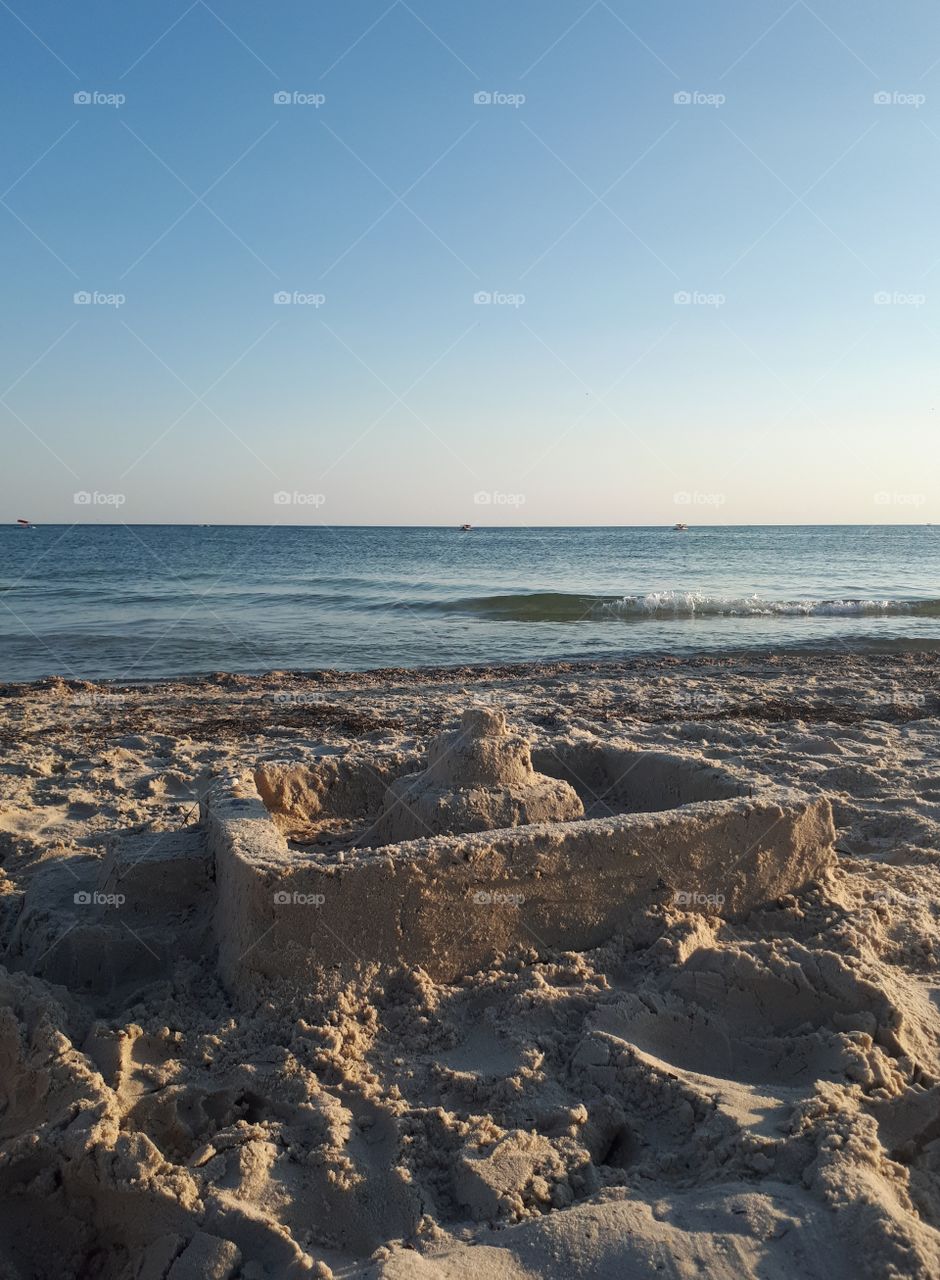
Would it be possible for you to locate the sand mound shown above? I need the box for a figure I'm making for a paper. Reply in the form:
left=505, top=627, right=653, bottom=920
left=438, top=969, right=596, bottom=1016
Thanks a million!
left=373, top=706, right=584, bottom=842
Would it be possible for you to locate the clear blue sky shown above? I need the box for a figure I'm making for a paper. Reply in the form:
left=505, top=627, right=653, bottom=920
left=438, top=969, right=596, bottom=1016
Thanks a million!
left=1, top=0, right=938, bottom=524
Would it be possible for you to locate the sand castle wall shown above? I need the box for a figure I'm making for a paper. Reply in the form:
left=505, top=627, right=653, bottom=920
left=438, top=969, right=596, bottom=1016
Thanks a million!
left=205, top=775, right=834, bottom=993
left=8, top=712, right=836, bottom=1003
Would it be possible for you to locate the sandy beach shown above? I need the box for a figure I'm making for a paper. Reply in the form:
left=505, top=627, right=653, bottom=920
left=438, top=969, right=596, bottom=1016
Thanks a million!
left=1, top=650, right=939, bottom=1278
left=5, top=0, right=939, bottom=1273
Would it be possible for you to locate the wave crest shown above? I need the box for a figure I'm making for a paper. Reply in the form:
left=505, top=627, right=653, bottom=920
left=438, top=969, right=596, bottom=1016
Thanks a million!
left=410, top=591, right=936, bottom=623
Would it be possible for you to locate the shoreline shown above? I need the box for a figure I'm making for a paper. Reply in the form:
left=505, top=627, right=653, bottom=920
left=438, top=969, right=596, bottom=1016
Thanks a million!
left=2, top=642, right=939, bottom=697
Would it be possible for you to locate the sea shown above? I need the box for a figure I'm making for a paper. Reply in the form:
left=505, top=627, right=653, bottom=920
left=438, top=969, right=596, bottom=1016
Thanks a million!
left=1, top=524, right=939, bottom=683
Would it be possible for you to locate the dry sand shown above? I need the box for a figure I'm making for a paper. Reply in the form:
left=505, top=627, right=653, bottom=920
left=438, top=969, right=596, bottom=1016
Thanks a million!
left=1, top=651, right=939, bottom=1279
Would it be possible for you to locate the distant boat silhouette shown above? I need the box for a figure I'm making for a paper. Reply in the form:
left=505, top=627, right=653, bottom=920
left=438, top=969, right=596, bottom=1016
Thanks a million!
left=672, top=521, right=688, bottom=531
left=459, top=523, right=472, bottom=531
left=16, top=518, right=35, bottom=529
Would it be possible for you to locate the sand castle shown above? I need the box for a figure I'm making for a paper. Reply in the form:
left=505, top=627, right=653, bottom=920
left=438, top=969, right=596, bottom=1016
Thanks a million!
left=372, top=706, right=584, bottom=842
left=9, top=706, right=836, bottom=1000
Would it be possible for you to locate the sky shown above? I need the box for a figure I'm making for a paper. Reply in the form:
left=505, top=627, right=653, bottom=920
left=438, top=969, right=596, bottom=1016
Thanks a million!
left=1, top=0, right=939, bottom=526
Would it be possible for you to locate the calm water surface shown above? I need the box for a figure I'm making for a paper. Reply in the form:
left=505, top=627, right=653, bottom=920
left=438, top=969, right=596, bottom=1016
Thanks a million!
left=1, top=525, right=939, bottom=681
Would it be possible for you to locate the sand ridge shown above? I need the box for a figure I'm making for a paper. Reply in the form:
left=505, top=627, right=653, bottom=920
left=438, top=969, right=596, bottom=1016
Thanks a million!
left=0, top=651, right=939, bottom=1278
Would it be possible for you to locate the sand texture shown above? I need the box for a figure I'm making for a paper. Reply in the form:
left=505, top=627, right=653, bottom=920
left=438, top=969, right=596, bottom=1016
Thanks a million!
left=1, top=651, right=940, bottom=1278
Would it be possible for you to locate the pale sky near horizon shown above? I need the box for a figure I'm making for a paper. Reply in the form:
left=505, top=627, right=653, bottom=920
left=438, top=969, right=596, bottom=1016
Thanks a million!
left=2, top=1, right=939, bottom=526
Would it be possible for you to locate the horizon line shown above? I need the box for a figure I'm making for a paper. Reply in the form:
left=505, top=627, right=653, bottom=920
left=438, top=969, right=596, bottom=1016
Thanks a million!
left=6, top=522, right=937, bottom=530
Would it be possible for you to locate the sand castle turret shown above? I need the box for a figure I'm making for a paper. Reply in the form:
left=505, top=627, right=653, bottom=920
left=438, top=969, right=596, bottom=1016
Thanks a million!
left=373, top=706, right=584, bottom=843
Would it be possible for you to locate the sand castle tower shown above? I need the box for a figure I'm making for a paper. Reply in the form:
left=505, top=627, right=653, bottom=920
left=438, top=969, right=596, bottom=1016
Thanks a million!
left=372, top=706, right=584, bottom=844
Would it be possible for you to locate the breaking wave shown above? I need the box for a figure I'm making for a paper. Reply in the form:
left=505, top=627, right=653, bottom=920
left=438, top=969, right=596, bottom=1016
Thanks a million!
left=405, top=591, right=940, bottom=623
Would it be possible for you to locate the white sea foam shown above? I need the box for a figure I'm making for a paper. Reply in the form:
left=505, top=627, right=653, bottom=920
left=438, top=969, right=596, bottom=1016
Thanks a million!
left=598, top=592, right=913, bottom=618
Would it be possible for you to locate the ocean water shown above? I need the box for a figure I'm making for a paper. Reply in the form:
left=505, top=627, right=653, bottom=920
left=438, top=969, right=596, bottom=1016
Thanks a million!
left=1, top=525, right=939, bottom=682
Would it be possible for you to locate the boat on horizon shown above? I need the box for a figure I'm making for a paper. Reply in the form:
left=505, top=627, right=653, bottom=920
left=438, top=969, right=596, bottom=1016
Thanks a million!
left=673, top=521, right=688, bottom=532
left=459, top=523, right=472, bottom=531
